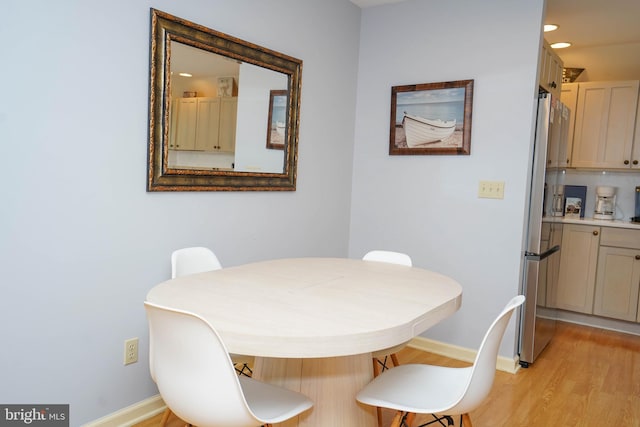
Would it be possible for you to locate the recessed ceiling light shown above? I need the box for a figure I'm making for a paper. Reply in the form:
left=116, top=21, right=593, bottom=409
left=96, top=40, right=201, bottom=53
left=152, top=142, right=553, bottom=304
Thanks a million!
left=178, top=72, right=193, bottom=77
left=544, top=24, right=558, bottom=32
left=550, top=42, right=571, bottom=49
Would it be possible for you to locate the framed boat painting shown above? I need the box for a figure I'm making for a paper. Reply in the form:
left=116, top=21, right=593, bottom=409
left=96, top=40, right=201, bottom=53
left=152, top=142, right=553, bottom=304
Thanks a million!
left=389, top=79, right=473, bottom=155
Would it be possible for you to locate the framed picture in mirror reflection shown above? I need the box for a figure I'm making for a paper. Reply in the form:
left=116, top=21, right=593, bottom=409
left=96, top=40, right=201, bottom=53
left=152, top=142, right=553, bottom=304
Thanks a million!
left=266, top=90, right=288, bottom=150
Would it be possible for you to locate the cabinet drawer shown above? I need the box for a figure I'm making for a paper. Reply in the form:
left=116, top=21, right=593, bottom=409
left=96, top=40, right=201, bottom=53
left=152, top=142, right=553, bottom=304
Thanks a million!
left=600, top=227, right=640, bottom=249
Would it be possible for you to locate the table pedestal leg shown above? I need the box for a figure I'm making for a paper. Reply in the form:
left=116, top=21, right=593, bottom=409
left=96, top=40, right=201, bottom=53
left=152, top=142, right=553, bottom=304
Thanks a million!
left=253, top=353, right=377, bottom=427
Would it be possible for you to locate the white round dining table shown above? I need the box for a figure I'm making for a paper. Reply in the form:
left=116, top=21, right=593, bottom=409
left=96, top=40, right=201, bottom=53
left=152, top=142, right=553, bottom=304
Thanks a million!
left=146, top=257, right=463, bottom=426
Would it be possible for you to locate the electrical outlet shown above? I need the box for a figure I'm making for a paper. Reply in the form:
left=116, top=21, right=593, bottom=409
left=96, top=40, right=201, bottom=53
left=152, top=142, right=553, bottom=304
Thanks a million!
left=124, top=338, right=139, bottom=365
left=478, top=180, right=505, bottom=199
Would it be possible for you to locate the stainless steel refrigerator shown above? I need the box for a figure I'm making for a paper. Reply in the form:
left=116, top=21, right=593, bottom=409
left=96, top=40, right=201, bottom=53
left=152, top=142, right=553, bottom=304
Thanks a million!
left=519, top=91, right=569, bottom=367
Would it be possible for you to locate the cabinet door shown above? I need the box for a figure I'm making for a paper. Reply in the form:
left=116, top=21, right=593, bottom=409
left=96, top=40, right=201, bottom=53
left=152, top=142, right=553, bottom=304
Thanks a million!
left=593, top=246, right=640, bottom=322
left=173, top=98, right=198, bottom=150
left=546, top=100, right=572, bottom=169
left=539, top=40, right=563, bottom=98
left=632, top=97, right=640, bottom=169
left=547, top=51, right=563, bottom=99
left=554, top=224, right=600, bottom=314
left=538, top=224, right=550, bottom=307
left=571, top=81, right=640, bottom=168
left=545, top=222, right=563, bottom=308
left=195, top=98, right=221, bottom=151
left=560, top=84, right=578, bottom=167
left=218, top=97, right=238, bottom=152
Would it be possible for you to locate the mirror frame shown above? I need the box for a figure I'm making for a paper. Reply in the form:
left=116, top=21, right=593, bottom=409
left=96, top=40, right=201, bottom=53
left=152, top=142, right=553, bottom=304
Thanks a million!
left=147, top=9, right=303, bottom=191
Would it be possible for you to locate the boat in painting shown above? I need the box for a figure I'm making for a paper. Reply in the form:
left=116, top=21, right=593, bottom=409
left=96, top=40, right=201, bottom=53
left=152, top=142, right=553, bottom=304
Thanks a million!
left=402, top=113, right=456, bottom=147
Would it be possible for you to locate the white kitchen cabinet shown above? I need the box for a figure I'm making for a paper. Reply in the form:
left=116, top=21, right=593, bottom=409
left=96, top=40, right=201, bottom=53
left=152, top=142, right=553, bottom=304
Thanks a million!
left=170, top=97, right=237, bottom=152
left=217, top=97, right=237, bottom=152
left=539, top=39, right=563, bottom=98
left=571, top=80, right=640, bottom=169
left=559, top=83, right=578, bottom=168
left=538, top=223, right=550, bottom=307
left=546, top=100, right=572, bottom=169
left=554, top=224, right=600, bottom=314
left=544, top=222, right=563, bottom=308
left=193, top=97, right=222, bottom=151
left=593, top=228, right=640, bottom=322
left=633, top=97, right=640, bottom=170
left=169, top=98, right=198, bottom=150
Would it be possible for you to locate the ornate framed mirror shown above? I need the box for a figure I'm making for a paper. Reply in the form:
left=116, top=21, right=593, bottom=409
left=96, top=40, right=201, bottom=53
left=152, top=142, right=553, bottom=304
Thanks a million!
left=147, top=9, right=303, bottom=191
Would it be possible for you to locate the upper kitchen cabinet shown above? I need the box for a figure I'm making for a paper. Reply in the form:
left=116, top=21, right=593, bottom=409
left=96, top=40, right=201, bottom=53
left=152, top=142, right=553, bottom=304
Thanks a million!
left=169, top=97, right=237, bottom=153
left=559, top=83, right=578, bottom=167
left=546, top=99, right=572, bottom=169
left=571, top=80, right=640, bottom=169
left=539, top=39, right=564, bottom=98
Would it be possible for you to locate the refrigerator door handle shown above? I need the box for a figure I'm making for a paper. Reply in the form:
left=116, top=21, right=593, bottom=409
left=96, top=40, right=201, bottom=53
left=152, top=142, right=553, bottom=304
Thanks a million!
left=525, top=244, right=560, bottom=261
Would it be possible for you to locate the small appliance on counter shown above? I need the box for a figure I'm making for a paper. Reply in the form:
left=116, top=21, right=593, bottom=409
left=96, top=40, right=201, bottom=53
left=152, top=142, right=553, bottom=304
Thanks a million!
left=551, top=185, right=564, bottom=216
left=593, top=186, right=616, bottom=220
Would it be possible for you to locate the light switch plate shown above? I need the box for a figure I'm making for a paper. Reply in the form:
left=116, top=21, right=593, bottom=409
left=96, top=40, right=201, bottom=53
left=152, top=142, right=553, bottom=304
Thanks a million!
left=478, top=181, right=505, bottom=199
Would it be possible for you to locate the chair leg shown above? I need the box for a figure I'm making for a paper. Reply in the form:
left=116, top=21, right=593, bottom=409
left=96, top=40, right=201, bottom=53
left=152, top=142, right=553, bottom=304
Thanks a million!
left=404, top=412, right=415, bottom=426
left=372, top=357, right=382, bottom=377
left=235, top=362, right=253, bottom=377
left=461, top=413, right=472, bottom=426
left=159, top=408, right=171, bottom=427
left=376, top=406, right=383, bottom=427
left=390, top=352, right=400, bottom=367
left=390, top=411, right=404, bottom=427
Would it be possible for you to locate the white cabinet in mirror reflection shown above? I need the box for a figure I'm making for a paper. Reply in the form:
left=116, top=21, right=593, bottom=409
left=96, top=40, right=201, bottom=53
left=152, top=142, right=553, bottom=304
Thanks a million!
left=169, top=97, right=237, bottom=152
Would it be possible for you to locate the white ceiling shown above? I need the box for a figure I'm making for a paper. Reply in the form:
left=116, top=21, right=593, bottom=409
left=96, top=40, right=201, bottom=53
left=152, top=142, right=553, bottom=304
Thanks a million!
left=544, top=0, right=640, bottom=81
left=351, top=0, right=640, bottom=81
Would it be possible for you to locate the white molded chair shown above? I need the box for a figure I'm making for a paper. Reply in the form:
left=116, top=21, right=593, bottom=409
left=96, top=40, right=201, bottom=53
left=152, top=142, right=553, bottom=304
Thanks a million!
left=145, top=302, right=313, bottom=427
left=363, top=250, right=413, bottom=427
left=171, top=246, right=253, bottom=375
left=363, top=250, right=413, bottom=373
left=171, top=246, right=223, bottom=278
left=356, top=295, right=525, bottom=427
left=363, top=250, right=412, bottom=267
left=159, top=247, right=253, bottom=426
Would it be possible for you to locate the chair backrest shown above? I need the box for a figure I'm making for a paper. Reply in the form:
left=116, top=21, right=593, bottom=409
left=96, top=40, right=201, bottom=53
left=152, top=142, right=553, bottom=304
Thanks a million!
left=363, top=250, right=412, bottom=267
left=171, top=247, right=222, bottom=279
left=448, top=295, right=525, bottom=415
left=145, top=301, right=261, bottom=427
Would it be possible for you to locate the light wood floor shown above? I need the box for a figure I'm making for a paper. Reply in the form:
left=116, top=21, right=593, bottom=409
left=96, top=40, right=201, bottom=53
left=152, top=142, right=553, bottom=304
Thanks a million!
left=135, top=321, right=640, bottom=427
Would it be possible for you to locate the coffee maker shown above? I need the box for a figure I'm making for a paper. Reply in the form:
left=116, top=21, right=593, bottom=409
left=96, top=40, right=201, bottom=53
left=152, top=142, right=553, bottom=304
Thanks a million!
left=593, top=186, right=616, bottom=220
left=551, top=185, right=564, bottom=217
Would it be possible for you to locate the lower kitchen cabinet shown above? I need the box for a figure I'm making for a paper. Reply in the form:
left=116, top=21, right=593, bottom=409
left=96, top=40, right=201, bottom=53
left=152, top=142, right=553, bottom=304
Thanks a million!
left=545, top=222, right=563, bottom=308
left=554, top=224, right=600, bottom=314
left=593, top=228, right=640, bottom=322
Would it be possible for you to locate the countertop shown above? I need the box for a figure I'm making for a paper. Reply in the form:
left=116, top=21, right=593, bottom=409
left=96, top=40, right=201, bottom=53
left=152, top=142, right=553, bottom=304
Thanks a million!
left=543, top=216, right=640, bottom=230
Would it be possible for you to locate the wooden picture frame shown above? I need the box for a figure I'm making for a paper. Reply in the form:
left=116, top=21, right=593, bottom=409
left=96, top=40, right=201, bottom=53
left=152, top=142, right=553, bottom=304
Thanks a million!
left=266, top=89, right=288, bottom=150
left=389, top=79, right=473, bottom=155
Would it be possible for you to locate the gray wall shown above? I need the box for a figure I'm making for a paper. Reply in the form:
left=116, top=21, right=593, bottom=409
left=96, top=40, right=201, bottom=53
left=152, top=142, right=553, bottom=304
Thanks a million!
left=349, top=0, right=544, bottom=355
left=0, top=0, right=544, bottom=424
left=0, top=0, right=361, bottom=424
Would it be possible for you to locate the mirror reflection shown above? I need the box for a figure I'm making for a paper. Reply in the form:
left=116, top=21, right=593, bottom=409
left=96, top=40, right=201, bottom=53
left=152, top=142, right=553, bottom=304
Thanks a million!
left=168, top=42, right=288, bottom=174
left=147, top=9, right=302, bottom=191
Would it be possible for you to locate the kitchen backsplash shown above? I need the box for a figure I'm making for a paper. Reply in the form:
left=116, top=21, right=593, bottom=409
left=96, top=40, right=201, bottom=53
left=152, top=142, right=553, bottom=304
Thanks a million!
left=557, top=169, right=640, bottom=221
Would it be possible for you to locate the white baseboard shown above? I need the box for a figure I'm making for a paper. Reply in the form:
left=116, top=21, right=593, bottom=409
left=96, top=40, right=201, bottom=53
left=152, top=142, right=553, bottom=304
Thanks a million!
left=408, top=336, right=520, bottom=374
left=82, top=395, right=166, bottom=427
